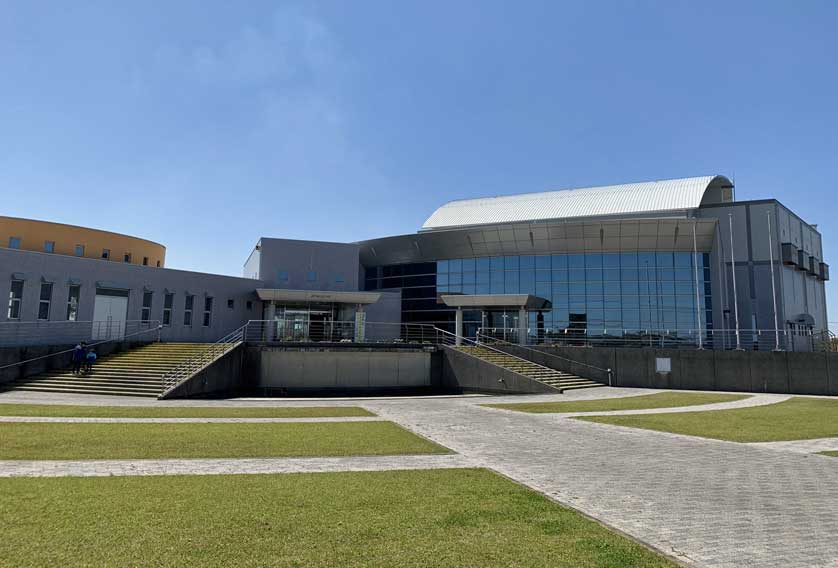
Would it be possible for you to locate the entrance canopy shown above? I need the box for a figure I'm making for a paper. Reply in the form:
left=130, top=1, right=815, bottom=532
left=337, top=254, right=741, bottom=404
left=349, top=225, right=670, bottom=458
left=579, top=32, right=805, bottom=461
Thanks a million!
left=256, top=289, right=381, bottom=305
left=440, top=294, right=551, bottom=310
left=440, top=294, right=551, bottom=345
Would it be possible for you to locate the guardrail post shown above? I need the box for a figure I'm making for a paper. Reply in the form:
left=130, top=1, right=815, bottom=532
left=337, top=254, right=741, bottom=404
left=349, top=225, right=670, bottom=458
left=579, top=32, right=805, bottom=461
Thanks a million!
left=607, top=368, right=613, bottom=387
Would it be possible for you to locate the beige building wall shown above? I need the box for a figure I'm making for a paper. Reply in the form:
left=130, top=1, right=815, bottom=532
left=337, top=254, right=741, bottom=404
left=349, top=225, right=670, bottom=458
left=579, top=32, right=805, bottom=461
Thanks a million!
left=0, top=216, right=166, bottom=267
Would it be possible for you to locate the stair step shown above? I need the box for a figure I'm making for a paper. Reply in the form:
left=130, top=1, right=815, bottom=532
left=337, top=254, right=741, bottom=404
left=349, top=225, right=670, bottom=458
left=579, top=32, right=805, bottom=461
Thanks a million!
left=8, top=385, right=157, bottom=397
left=454, top=345, right=605, bottom=391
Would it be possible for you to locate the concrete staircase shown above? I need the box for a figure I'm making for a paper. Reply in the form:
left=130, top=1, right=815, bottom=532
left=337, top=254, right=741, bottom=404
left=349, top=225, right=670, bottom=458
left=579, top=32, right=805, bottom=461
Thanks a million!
left=5, top=343, right=209, bottom=398
left=455, top=345, right=604, bottom=392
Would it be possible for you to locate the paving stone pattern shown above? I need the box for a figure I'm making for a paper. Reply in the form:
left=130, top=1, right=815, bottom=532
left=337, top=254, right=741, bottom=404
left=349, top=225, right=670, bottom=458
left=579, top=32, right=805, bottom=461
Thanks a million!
left=1, top=388, right=837, bottom=567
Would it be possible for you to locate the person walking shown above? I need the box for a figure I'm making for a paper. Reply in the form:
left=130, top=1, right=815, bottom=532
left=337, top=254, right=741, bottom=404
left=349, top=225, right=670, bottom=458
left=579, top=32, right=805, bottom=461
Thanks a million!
left=84, top=347, right=97, bottom=374
left=71, top=342, right=85, bottom=375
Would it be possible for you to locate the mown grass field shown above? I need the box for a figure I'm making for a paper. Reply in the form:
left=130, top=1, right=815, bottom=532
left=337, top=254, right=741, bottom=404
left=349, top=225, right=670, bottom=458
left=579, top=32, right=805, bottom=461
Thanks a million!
left=0, top=421, right=447, bottom=460
left=485, top=392, right=748, bottom=413
left=0, top=403, right=373, bottom=418
left=578, top=397, right=838, bottom=442
left=0, top=469, right=675, bottom=567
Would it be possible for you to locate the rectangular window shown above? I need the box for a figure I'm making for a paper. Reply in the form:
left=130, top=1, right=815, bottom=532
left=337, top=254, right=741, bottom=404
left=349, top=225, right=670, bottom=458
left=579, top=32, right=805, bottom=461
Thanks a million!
left=184, top=295, right=194, bottom=326
left=227, top=299, right=234, bottom=309
left=8, top=237, right=21, bottom=249
left=66, top=285, right=81, bottom=321
left=277, top=271, right=289, bottom=282
left=38, top=281, right=53, bottom=320
left=123, top=253, right=132, bottom=263
left=246, top=300, right=253, bottom=311
left=141, top=291, right=153, bottom=322
left=44, top=241, right=55, bottom=253
left=74, top=245, right=85, bottom=257
left=163, top=293, right=173, bottom=326
left=102, top=248, right=110, bottom=260
left=203, top=297, right=213, bottom=327
left=7, top=280, right=23, bottom=319
left=306, top=271, right=317, bottom=282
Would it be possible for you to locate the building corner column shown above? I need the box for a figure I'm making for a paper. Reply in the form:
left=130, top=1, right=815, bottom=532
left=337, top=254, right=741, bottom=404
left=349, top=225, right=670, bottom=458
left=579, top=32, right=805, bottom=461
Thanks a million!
left=455, top=306, right=463, bottom=346
left=518, top=306, right=527, bottom=345
left=265, top=301, right=276, bottom=342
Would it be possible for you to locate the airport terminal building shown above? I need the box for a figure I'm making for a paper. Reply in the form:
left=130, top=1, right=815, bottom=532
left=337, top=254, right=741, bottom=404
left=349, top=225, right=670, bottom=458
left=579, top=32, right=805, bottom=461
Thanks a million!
left=0, top=175, right=829, bottom=351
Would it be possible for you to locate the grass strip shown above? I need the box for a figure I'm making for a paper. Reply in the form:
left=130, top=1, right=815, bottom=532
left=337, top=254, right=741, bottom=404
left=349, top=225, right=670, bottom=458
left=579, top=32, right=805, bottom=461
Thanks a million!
left=0, top=403, right=373, bottom=418
left=0, top=469, right=674, bottom=567
left=578, top=397, right=838, bottom=442
left=0, top=421, right=448, bottom=460
left=819, top=451, right=838, bottom=457
left=485, top=392, right=748, bottom=413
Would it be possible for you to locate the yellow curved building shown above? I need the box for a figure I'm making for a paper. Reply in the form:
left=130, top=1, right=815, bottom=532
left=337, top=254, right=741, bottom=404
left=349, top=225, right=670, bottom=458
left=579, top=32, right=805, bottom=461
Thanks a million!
left=0, top=216, right=166, bottom=267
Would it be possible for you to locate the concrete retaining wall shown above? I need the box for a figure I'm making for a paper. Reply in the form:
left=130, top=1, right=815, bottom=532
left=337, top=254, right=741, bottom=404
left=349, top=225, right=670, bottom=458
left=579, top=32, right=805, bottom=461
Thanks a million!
left=247, top=344, right=437, bottom=392
left=513, top=345, right=837, bottom=395
left=161, top=345, right=245, bottom=399
left=441, top=346, right=558, bottom=395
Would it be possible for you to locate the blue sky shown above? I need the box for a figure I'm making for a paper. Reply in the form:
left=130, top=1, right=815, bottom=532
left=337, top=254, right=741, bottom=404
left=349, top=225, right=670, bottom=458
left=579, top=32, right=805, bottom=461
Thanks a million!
left=1, top=1, right=836, bottom=317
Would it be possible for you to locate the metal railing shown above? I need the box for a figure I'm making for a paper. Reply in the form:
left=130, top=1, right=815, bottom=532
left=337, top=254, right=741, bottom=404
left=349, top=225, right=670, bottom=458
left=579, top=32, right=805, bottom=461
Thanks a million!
left=434, top=327, right=570, bottom=384
left=0, top=319, right=160, bottom=347
left=243, top=319, right=439, bottom=344
left=0, top=322, right=162, bottom=374
left=475, top=326, right=829, bottom=352
left=476, top=331, right=613, bottom=385
left=159, top=324, right=246, bottom=397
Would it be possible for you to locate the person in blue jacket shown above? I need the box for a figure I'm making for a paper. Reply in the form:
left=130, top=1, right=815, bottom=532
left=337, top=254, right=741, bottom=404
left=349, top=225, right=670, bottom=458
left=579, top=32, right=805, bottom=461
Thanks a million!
left=84, top=348, right=97, bottom=374
left=71, top=342, right=86, bottom=375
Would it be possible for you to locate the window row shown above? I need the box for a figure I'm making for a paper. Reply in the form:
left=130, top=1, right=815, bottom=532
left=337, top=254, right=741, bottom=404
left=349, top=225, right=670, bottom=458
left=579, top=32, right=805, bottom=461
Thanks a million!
left=6, top=281, right=252, bottom=325
left=437, top=252, right=709, bottom=273
left=439, top=281, right=711, bottom=296
left=6, top=237, right=160, bottom=266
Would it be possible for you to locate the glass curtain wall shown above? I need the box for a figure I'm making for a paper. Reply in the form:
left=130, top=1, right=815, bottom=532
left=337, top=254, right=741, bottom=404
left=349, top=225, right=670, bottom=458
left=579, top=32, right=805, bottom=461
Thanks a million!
left=365, top=252, right=712, bottom=338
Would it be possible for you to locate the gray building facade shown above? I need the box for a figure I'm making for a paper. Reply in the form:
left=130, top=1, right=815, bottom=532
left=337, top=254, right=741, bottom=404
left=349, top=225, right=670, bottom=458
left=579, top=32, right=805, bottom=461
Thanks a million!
left=0, top=175, right=829, bottom=351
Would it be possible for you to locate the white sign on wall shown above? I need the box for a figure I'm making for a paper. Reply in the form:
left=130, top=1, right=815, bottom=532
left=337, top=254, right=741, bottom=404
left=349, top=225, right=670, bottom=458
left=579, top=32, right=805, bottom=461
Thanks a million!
left=655, top=357, right=672, bottom=374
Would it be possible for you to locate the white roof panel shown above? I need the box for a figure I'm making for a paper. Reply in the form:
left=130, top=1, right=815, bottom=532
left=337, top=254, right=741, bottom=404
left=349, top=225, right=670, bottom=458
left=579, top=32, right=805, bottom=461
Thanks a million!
left=421, top=175, right=732, bottom=231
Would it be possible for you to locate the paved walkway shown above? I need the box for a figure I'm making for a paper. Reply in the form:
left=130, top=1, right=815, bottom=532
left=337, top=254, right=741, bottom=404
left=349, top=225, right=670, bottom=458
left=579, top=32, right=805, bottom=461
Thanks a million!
left=0, top=454, right=475, bottom=477
left=486, top=392, right=792, bottom=418
left=0, top=415, right=383, bottom=424
left=2, top=388, right=837, bottom=567
left=749, top=437, right=838, bottom=454
left=361, top=396, right=838, bottom=568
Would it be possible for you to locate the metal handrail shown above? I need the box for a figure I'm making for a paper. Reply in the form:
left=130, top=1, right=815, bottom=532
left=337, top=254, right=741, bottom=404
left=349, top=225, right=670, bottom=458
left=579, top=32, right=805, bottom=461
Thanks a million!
left=0, top=322, right=162, bottom=372
left=159, top=324, right=246, bottom=397
left=433, top=327, right=571, bottom=383
left=476, top=330, right=613, bottom=386
left=243, top=319, right=439, bottom=344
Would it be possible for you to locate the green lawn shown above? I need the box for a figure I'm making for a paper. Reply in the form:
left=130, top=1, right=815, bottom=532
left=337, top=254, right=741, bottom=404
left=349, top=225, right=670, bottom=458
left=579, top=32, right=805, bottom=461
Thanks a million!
left=485, top=392, right=748, bottom=413
left=0, top=403, right=373, bottom=418
left=820, top=451, right=838, bottom=458
left=0, top=421, right=448, bottom=460
left=578, top=397, right=838, bottom=442
left=0, top=469, right=674, bottom=567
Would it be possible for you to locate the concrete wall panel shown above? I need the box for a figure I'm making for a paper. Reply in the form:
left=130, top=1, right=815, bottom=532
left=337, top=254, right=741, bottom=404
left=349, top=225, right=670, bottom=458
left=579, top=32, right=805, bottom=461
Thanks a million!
left=749, top=351, right=789, bottom=393
left=787, top=352, right=829, bottom=395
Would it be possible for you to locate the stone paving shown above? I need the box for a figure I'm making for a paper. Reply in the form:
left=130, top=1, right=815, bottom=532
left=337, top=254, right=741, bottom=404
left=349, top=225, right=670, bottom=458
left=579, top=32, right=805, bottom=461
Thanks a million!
left=361, top=396, right=838, bottom=568
left=0, top=454, right=475, bottom=477
left=749, top=437, right=838, bottom=454
left=0, top=415, right=383, bottom=424
left=2, top=388, right=838, bottom=567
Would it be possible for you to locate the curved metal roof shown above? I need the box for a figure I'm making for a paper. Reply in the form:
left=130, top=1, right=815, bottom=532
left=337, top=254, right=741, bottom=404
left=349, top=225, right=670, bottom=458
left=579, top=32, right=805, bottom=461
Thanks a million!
left=421, top=175, right=733, bottom=231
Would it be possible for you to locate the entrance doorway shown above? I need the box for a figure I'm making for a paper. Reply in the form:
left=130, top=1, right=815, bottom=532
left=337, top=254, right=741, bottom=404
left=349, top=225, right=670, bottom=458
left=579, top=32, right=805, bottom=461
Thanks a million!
left=92, top=289, right=129, bottom=340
